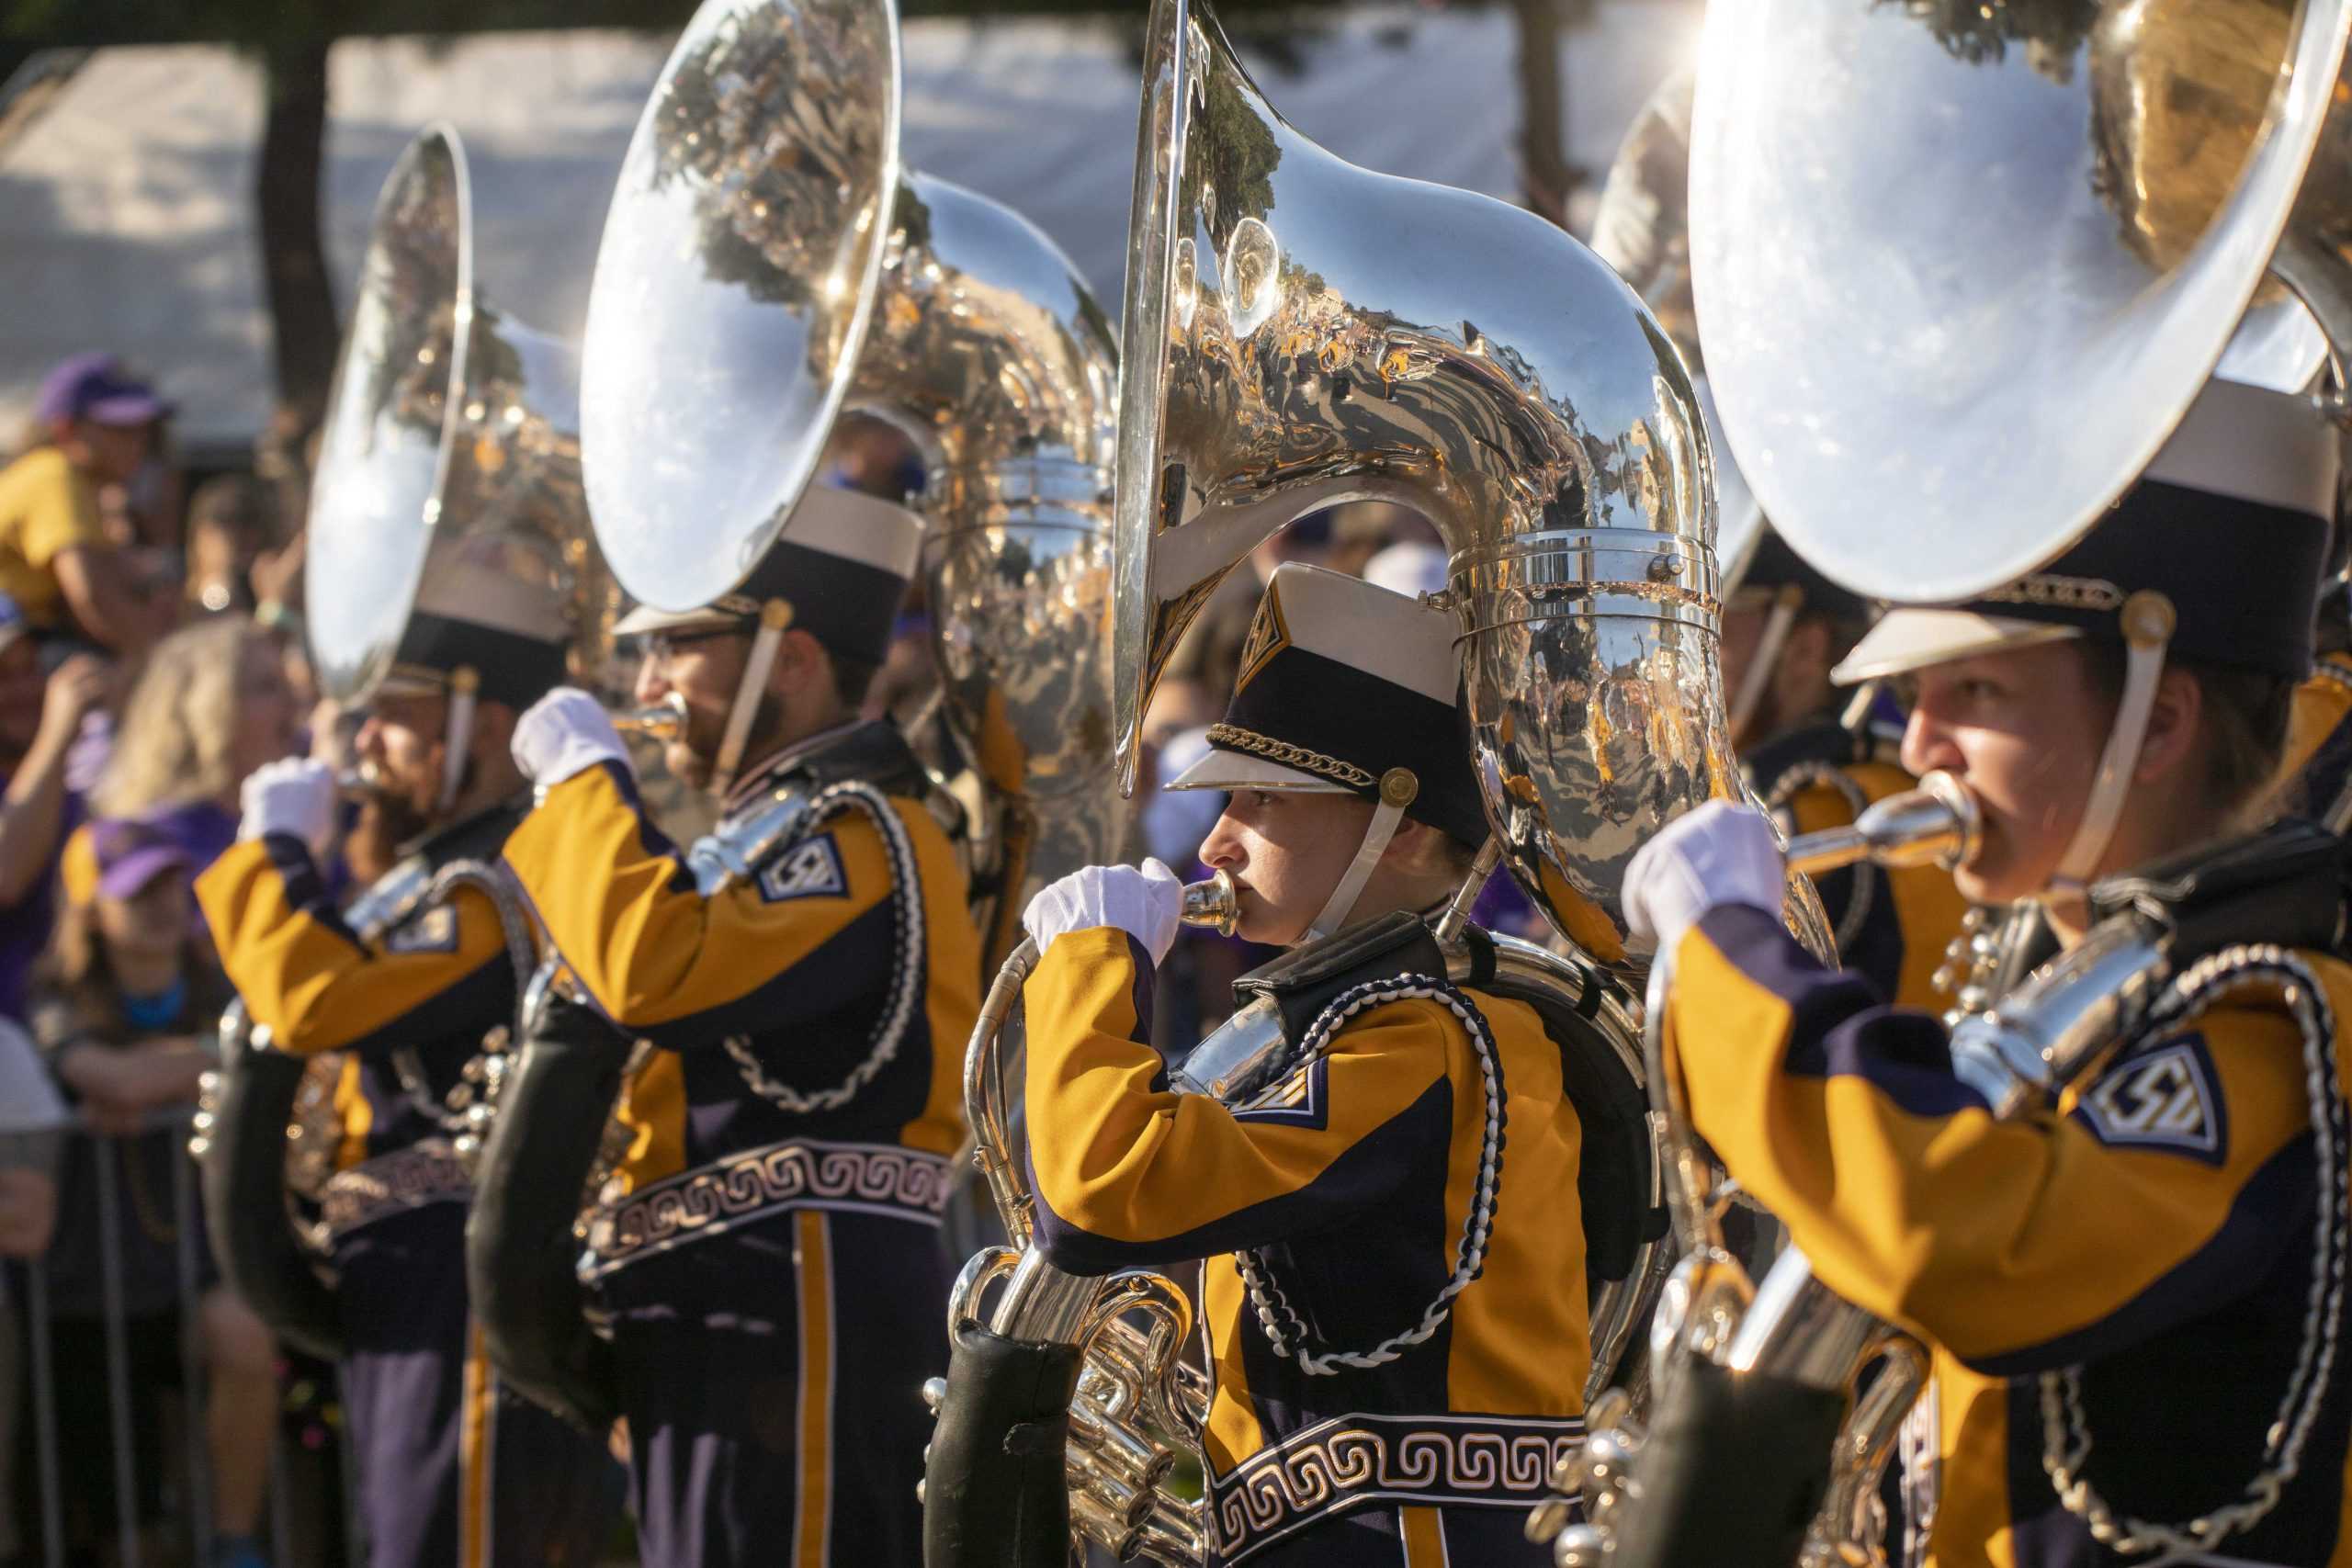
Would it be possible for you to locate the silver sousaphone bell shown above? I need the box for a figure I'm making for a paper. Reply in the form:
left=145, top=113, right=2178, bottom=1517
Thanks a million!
left=1689, top=0, right=2349, bottom=605
left=304, top=125, right=678, bottom=761
left=1108, top=0, right=1829, bottom=968
left=577, top=0, right=1124, bottom=964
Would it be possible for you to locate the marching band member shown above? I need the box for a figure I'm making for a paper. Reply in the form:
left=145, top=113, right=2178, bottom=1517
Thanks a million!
left=196, top=553, right=620, bottom=1568
left=1726, top=530, right=1971, bottom=1010
left=499, top=488, right=980, bottom=1568
left=1018, top=565, right=1587, bottom=1565
left=1623, top=377, right=2352, bottom=1565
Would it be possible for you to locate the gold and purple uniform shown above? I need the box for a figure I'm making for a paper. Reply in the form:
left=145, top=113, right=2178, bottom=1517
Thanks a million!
left=1750, top=719, right=1971, bottom=1012
left=1021, top=925, right=1589, bottom=1566
left=1662, top=899, right=2352, bottom=1568
left=2281, top=648, right=2352, bottom=824
left=198, top=807, right=621, bottom=1568
left=500, top=723, right=978, bottom=1568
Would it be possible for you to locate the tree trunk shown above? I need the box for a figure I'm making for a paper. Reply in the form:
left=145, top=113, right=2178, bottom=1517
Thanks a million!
left=1510, top=0, right=1577, bottom=228
left=254, top=36, right=337, bottom=490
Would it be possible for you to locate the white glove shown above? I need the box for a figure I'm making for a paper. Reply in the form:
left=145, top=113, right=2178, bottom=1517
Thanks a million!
left=1023, top=859, right=1186, bottom=968
left=237, top=758, right=337, bottom=859
left=1623, top=800, right=1785, bottom=958
left=512, top=687, right=630, bottom=788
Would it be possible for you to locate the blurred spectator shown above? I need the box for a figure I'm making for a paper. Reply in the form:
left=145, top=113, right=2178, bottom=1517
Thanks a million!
left=0, top=355, right=172, bottom=657
left=0, top=595, right=110, bottom=1026
left=85, top=615, right=302, bottom=882
left=183, top=476, right=277, bottom=618
left=32, top=818, right=274, bottom=1568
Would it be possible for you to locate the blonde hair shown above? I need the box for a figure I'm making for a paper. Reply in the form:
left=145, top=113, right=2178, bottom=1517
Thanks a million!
left=94, top=615, right=273, bottom=818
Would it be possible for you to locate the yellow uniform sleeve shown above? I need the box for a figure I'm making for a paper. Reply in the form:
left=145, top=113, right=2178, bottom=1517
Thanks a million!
left=1667, top=903, right=2322, bottom=1374
left=1021, top=925, right=1460, bottom=1277
left=501, top=762, right=898, bottom=1048
left=196, top=837, right=512, bottom=1056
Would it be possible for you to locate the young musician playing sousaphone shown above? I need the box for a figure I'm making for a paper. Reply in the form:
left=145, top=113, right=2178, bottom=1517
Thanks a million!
left=196, top=543, right=622, bottom=1568
left=1016, top=564, right=1588, bottom=1565
left=1622, top=377, right=2352, bottom=1565
left=497, top=486, right=981, bottom=1568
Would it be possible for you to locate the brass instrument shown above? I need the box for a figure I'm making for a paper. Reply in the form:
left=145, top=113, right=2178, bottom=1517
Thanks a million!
left=576, top=0, right=1123, bottom=964
left=469, top=0, right=1128, bottom=1434
left=1537, top=774, right=1976, bottom=1568
left=198, top=123, right=608, bottom=1377
left=1543, top=2, right=2352, bottom=1560
left=922, top=0, right=1847, bottom=1556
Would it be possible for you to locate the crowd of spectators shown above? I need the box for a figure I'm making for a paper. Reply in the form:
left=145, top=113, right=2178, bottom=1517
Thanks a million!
left=0, top=354, right=317, bottom=1568
left=0, top=365, right=1535, bottom=1567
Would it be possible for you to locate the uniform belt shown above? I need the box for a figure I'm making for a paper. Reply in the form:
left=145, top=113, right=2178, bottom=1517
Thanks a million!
left=583, top=1135, right=952, bottom=1280
left=1208, top=1411, right=1587, bottom=1562
left=319, top=1140, right=471, bottom=1244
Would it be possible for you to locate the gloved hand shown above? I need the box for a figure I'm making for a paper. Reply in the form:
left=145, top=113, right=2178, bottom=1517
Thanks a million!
left=511, top=688, right=630, bottom=788
left=1023, top=859, right=1186, bottom=967
left=237, top=758, right=337, bottom=860
left=1623, top=800, right=1785, bottom=958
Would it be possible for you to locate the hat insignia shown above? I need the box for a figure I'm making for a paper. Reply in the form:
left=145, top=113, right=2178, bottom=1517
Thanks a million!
left=1234, top=581, right=1292, bottom=694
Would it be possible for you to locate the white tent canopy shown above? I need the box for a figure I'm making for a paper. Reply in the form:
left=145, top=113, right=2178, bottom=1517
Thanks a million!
left=0, top=4, right=1699, bottom=457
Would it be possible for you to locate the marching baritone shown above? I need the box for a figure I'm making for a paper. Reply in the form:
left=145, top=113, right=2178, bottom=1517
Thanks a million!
left=499, top=488, right=980, bottom=1568
left=1017, top=565, right=1589, bottom=1565
left=196, top=553, right=621, bottom=1568
left=1623, top=376, right=2352, bottom=1565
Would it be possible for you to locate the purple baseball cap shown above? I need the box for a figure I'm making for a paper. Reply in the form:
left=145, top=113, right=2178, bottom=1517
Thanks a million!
left=35, top=354, right=172, bottom=429
left=89, top=816, right=193, bottom=901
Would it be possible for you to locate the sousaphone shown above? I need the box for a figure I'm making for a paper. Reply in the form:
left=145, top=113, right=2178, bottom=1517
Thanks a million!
left=575, top=0, right=1123, bottom=963
left=1544, top=6, right=2352, bottom=1564
left=467, top=0, right=1125, bottom=1430
left=199, top=124, right=610, bottom=1366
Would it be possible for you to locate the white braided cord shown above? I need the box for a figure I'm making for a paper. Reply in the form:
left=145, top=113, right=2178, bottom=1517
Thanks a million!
left=2038, top=943, right=2347, bottom=1556
left=722, top=781, right=926, bottom=1116
left=1235, top=974, right=1507, bottom=1375
left=388, top=857, right=538, bottom=1135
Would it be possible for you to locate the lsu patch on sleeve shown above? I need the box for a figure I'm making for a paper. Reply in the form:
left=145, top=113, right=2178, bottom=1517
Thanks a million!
left=758, top=832, right=849, bottom=904
left=2071, top=1034, right=2228, bottom=1166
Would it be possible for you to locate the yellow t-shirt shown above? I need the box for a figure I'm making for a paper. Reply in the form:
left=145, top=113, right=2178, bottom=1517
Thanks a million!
left=0, top=446, right=104, bottom=628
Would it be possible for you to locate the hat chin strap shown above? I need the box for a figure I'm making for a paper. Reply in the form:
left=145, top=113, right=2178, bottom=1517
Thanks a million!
left=1729, top=586, right=1803, bottom=742
left=1306, top=769, right=1419, bottom=942
left=2048, top=592, right=2177, bottom=897
left=437, top=668, right=479, bottom=816
left=714, top=602, right=794, bottom=798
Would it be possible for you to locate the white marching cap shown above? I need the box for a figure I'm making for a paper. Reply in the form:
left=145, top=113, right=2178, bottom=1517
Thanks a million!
left=1834, top=374, right=2339, bottom=684
left=616, top=485, right=925, bottom=637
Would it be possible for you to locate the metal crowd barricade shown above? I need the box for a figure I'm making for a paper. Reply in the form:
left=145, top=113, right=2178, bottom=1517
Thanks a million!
left=6, top=1102, right=311, bottom=1568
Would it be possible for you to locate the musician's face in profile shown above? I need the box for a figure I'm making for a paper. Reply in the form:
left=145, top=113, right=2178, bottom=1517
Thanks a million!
left=636, top=630, right=750, bottom=792
left=355, top=691, right=452, bottom=838
left=1899, top=641, right=2105, bottom=906
left=1199, top=787, right=1378, bottom=945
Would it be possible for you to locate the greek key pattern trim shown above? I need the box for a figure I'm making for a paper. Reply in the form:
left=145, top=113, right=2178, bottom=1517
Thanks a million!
left=584, top=1137, right=951, bottom=1279
left=320, top=1140, right=471, bottom=1243
left=1210, top=1414, right=1585, bottom=1562
left=1204, top=725, right=1375, bottom=789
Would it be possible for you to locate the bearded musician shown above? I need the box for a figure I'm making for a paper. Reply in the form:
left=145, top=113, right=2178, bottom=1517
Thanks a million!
left=497, top=487, right=980, bottom=1568
left=197, top=550, right=621, bottom=1568
left=1624, top=376, right=2352, bottom=1565
left=1016, top=565, right=1588, bottom=1565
